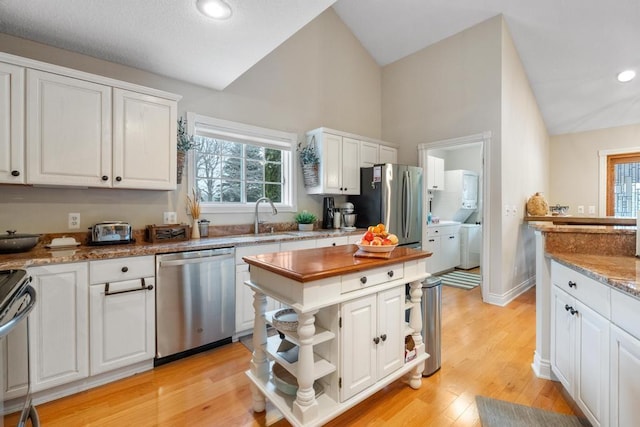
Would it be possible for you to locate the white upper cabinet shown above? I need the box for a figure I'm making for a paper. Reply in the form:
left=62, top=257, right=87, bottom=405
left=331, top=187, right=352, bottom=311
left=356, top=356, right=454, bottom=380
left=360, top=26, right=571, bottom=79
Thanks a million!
left=26, top=69, right=112, bottom=187
left=378, top=144, right=398, bottom=164
left=2, top=52, right=181, bottom=190
left=0, top=62, right=25, bottom=184
left=426, top=155, right=445, bottom=191
left=305, top=129, right=360, bottom=195
left=113, top=89, right=177, bottom=189
left=360, top=140, right=379, bottom=167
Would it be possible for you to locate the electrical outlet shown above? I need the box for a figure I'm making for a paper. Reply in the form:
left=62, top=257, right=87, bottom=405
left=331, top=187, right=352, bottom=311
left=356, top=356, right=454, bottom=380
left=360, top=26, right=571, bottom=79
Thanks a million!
left=511, top=205, right=517, bottom=216
left=504, top=204, right=510, bottom=216
left=68, top=213, right=80, bottom=229
left=588, top=205, right=596, bottom=215
left=163, top=211, right=177, bottom=224
left=577, top=205, right=585, bottom=214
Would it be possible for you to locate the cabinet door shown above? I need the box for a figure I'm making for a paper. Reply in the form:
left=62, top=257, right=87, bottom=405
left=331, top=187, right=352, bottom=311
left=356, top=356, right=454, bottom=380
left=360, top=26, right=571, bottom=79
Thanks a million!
left=3, top=319, right=28, bottom=399
left=378, top=145, right=397, bottom=164
left=28, top=263, right=89, bottom=392
left=426, top=156, right=444, bottom=190
left=376, top=287, right=405, bottom=379
left=341, top=137, right=360, bottom=195
left=321, top=133, right=343, bottom=194
left=341, top=294, right=377, bottom=401
left=440, top=233, right=460, bottom=271
left=610, top=324, right=640, bottom=427
left=551, top=286, right=575, bottom=393
left=424, top=236, right=441, bottom=274
left=575, top=301, right=609, bottom=427
left=0, top=62, right=25, bottom=184
left=89, top=277, right=155, bottom=375
left=113, top=89, right=177, bottom=190
left=360, top=141, right=378, bottom=167
left=26, top=69, right=112, bottom=187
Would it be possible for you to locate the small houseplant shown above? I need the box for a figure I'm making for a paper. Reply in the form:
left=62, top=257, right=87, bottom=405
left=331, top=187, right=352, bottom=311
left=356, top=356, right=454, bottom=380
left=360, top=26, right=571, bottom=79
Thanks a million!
left=294, top=210, right=317, bottom=231
left=177, top=117, right=197, bottom=184
left=297, top=139, right=320, bottom=188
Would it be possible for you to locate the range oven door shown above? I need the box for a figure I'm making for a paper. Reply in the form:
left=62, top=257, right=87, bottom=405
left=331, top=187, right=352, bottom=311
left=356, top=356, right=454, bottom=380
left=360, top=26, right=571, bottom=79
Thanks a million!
left=0, top=272, right=39, bottom=427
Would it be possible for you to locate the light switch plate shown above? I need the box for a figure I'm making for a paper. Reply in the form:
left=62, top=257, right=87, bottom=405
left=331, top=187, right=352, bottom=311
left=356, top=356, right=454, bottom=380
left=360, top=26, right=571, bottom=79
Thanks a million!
left=577, top=205, right=585, bottom=214
left=163, top=211, right=177, bottom=224
left=588, top=205, right=596, bottom=215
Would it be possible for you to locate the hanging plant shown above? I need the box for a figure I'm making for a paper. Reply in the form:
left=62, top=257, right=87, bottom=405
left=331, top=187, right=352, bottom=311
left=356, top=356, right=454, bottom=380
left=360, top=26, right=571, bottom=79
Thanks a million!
left=297, top=139, right=320, bottom=166
left=177, top=117, right=197, bottom=152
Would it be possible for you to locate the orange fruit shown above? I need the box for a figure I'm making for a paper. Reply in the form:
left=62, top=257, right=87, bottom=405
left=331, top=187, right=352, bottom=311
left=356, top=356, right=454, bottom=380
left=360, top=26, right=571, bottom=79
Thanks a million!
left=377, top=223, right=386, bottom=232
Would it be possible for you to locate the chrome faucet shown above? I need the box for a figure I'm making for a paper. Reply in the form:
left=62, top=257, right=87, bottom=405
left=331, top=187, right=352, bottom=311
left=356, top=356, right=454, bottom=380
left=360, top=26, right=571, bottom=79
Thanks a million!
left=254, top=197, right=277, bottom=234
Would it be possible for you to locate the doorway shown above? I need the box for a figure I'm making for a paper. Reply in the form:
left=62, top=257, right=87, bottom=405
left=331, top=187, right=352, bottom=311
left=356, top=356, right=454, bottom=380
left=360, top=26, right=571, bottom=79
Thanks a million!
left=417, top=132, right=491, bottom=302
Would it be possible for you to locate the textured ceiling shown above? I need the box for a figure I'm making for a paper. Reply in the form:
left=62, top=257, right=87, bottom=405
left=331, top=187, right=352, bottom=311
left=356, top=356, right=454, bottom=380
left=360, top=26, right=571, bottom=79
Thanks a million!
left=0, top=0, right=638, bottom=136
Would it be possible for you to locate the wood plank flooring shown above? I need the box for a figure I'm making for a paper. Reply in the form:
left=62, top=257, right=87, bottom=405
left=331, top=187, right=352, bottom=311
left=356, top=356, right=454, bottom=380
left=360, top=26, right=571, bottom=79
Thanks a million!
left=32, top=285, right=574, bottom=426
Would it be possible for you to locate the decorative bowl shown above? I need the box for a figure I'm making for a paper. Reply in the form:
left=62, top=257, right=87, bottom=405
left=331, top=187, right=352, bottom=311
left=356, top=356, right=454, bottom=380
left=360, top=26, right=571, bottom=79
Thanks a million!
left=356, top=244, right=397, bottom=253
left=272, top=308, right=298, bottom=332
left=271, top=363, right=324, bottom=397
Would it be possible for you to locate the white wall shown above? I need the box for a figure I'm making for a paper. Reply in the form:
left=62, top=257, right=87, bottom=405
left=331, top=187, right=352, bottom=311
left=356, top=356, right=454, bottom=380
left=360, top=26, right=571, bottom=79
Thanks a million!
left=0, top=9, right=382, bottom=233
left=549, top=123, right=640, bottom=214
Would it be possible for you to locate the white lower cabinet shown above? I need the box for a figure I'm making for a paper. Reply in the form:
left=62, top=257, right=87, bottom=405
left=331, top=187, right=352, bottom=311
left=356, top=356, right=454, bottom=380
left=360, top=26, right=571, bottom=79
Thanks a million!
left=27, top=262, right=89, bottom=392
left=424, top=223, right=460, bottom=274
left=340, top=286, right=405, bottom=402
left=610, top=325, right=640, bottom=427
left=551, top=262, right=610, bottom=427
left=89, top=275, right=155, bottom=375
left=2, top=319, right=28, bottom=399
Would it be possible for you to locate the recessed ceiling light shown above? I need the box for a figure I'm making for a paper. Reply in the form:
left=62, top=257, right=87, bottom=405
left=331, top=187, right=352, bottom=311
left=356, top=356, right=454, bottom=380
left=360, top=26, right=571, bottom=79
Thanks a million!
left=617, top=69, right=636, bottom=83
left=196, top=0, right=232, bottom=20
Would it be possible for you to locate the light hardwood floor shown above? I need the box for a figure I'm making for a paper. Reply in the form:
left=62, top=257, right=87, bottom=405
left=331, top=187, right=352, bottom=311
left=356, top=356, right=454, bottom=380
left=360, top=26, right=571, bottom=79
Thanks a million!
left=31, top=284, right=575, bottom=426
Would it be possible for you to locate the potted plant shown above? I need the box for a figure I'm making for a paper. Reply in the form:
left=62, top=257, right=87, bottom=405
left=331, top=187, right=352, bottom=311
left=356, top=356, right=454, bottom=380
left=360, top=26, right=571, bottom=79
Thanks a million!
left=297, top=139, right=320, bottom=188
left=177, top=117, right=197, bottom=184
left=294, top=210, right=317, bottom=231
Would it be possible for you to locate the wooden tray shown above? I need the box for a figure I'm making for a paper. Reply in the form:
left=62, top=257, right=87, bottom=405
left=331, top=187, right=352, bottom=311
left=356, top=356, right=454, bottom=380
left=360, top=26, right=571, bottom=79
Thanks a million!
left=146, top=224, right=191, bottom=243
left=353, top=249, right=393, bottom=259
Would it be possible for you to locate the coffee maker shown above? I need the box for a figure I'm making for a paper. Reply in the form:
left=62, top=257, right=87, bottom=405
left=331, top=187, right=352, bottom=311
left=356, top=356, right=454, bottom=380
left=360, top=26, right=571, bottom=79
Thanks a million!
left=322, top=197, right=335, bottom=229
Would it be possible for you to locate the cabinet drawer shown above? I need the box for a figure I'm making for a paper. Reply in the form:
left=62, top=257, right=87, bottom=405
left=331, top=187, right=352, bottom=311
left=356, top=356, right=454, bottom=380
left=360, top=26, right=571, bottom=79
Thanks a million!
left=89, top=256, right=154, bottom=284
left=316, top=236, right=349, bottom=248
left=426, top=224, right=459, bottom=237
left=611, top=289, right=640, bottom=340
left=235, top=243, right=280, bottom=264
left=341, top=264, right=404, bottom=294
left=551, top=261, right=610, bottom=317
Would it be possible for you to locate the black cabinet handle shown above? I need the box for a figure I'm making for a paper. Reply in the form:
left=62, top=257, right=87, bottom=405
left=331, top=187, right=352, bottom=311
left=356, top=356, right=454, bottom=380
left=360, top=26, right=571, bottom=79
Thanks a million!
left=380, top=334, right=387, bottom=342
left=428, top=239, right=435, bottom=242
left=116, top=176, right=122, bottom=182
left=101, top=175, right=109, bottom=181
left=568, top=281, right=577, bottom=288
left=373, top=337, right=380, bottom=344
left=11, top=170, right=20, bottom=177
left=332, top=242, right=336, bottom=246
left=569, top=307, right=578, bottom=316
left=565, top=304, right=571, bottom=311
left=360, top=276, right=367, bottom=284
left=387, top=270, right=394, bottom=278
left=449, top=235, right=455, bottom=239
left=121, top=266, right=129, bottom=273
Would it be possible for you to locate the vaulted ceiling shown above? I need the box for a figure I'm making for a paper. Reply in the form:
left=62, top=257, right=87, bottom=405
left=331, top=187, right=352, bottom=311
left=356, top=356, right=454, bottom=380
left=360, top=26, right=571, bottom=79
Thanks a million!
left=1, top=0, right=638, bottom=136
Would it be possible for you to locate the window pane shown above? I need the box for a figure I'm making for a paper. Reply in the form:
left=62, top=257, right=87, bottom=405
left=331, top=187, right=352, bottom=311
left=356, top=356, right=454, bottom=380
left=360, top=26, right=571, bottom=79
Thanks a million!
left=222, top=141, right=242, bottom=157
left=222, top=181, right=241, bottom=202
left=222, top=157, right=242, bottom=179
left=246, top=160, right=265, bottom=182
left=265, top=184, right=282, bottom=202
left=613, top=162, right=640, bottom=217
left=246, top=145, right=264, bottom=161
left=196, top=153, right=221, bottom=178
left=198, top=179, right=221, bottom=202
left=265, top=148, right=281, bottom=162
left=265, top=163, right=281, bottom=183
left=246, top=183, right=264, bottom=202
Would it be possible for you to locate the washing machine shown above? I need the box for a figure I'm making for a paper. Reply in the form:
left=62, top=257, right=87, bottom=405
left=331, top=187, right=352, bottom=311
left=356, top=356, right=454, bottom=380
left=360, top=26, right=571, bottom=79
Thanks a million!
left=458, top=224, right=481, bottom=269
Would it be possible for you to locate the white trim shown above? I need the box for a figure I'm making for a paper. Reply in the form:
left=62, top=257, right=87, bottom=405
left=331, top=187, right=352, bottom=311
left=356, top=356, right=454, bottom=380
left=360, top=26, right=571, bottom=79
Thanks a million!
left=482, top=276, right=535, bottom=307
left=598, top=146, right=640, bottom=216
left=308, top=126, right=400, bottom=148
left=417, top=132, right=492, bottom=303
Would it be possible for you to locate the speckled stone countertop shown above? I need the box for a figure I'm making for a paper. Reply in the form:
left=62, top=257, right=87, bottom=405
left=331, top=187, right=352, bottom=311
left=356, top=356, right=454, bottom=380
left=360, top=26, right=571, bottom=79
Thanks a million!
left=0, top=229, right=364, bottom=271
left=547, top=253, right=640, bottom=299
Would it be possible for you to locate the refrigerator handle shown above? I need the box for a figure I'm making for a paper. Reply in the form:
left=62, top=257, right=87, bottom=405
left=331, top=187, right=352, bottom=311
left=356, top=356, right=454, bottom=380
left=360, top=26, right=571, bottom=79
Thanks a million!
left=407, top=171, right=413, bottom=239
left=402, top=170, right=410, bottom=239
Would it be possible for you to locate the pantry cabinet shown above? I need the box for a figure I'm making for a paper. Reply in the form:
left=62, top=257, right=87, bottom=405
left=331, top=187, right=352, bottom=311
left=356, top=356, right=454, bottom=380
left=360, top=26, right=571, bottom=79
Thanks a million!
left=27, top=262, right=89, bottom=392
left=0, top=61, right=25, bottom=184
left=89, top=256, right=156, bottom=375
left=340, top=286, right=405, bottom=401
left=305, top=128, right=360, bottom=195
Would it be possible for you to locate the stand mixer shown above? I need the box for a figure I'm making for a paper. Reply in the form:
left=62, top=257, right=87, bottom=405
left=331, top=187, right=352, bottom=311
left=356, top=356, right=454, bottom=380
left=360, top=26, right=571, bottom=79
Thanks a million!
left=340, top=202, right=357, bottom=230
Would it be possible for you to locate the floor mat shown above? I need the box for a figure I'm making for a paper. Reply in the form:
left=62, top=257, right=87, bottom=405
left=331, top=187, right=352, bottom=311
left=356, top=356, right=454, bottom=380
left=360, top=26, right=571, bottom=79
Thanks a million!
left=476, top=396, right=585, bottom=426
left=438, top=270, right=481, bottom=290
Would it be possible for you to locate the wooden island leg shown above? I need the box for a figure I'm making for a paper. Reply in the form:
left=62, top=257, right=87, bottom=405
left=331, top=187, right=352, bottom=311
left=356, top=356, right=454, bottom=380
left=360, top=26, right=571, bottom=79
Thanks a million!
left=408, top=279, right=425, bottom=389
left=250, top=290, right=269, bottom=412
left=292, top=309, right=319, bottom=423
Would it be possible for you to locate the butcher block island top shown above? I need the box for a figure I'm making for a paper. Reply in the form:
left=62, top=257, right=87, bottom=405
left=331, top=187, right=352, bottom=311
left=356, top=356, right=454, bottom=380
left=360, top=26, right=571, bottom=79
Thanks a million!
left=244, top=244, right=431, bottom=427
left=242, top=244, right=430, bottom=283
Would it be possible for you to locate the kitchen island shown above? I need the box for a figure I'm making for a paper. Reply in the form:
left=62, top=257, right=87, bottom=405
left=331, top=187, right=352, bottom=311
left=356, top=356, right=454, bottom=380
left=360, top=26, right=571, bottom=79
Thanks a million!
left=243, top=244, right=431, bottom=427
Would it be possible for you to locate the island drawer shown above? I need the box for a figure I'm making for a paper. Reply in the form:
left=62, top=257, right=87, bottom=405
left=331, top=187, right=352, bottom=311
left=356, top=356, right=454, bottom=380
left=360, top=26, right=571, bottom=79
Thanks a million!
left=341, top=263, right=404, bottom=294
left=551, top=261, right=610, bottom=317
left=611, top=289, right=640, bottom=340
left=89, top=255, right=155, bottom=284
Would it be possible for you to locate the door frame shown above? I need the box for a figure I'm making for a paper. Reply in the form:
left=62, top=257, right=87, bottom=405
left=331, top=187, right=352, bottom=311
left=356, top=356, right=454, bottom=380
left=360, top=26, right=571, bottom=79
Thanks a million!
left=417, top=131, right=492, bottom=302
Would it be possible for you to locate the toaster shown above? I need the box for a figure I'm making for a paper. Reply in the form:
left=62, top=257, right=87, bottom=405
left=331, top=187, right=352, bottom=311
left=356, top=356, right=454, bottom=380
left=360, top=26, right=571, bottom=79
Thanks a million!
left=90, top=221, right=133, bottom=244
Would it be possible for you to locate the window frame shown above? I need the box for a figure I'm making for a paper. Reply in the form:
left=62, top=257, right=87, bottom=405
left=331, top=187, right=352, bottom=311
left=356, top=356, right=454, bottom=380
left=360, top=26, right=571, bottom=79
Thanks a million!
left=606, top=152, right=640, bottom=216
left=186, top=112, right=298, bottom=214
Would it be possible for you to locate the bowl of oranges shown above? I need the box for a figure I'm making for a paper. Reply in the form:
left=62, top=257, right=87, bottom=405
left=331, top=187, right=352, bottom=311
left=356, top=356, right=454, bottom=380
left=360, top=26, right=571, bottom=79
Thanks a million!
left=357, top=223, right=399, bottom=253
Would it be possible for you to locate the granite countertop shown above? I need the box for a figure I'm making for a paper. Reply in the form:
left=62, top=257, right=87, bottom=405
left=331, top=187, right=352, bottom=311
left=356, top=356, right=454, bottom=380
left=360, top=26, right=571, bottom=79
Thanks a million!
left=0, top=229, right=364, bottom=271
left=547, top=252, right=640, bottom=299
left=529, top=223, right=636, bottom=234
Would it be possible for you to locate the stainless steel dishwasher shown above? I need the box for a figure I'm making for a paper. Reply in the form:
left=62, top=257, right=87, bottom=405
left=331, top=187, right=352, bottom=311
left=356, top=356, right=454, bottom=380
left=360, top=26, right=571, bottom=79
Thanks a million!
left=155, top=247, right=235, bottom=364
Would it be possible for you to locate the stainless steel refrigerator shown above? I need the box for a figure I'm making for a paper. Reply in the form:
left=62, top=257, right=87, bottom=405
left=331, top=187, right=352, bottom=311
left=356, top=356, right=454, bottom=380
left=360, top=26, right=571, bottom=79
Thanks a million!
left=349, top=164, right=422, bottom=247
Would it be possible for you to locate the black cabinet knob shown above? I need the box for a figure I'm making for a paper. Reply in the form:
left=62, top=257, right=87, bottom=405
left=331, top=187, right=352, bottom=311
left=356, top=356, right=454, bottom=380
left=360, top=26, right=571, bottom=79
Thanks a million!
left=380, top=334, right=387, bottom=342
left=388, top=271, right=394, bottom=278
left=11, top=170, right=20, bottom=177
left=565, top=304, right=571, bottom=311
left=568, top=281, right=577, bottom=288
left=121, top=266, right=129, bottom=273
left=101, top=175, right=109, bottom=181
left=116, top=176, right=122, bottom=182
left=373, top=337, right=380, bottom=344
left=360, top=276, right=367, bottom=284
